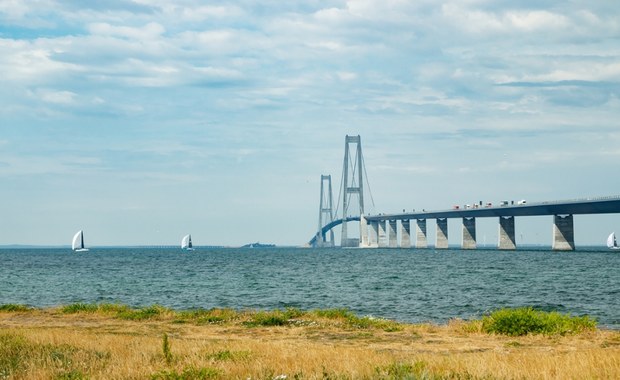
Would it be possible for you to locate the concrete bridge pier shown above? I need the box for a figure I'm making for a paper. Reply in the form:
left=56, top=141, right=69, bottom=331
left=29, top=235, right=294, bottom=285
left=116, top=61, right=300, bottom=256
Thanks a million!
left=462, top=217, right=476, bottom=249
left=388, top=220, right=397, bottom=248
left=498, top=216, right=516, bottom=250
left=360, top=216, right=369, bottom=247
left=553, top=214, right=575, bottom=250
left=436, top=218, right=449, bottom=249
left=416, top=219, right=427, bottom=248
left=369, top=220, right=379, bottom=247
left=378, top=221, right=388, bottom=248
left=401, top=220, right=411, bottom=248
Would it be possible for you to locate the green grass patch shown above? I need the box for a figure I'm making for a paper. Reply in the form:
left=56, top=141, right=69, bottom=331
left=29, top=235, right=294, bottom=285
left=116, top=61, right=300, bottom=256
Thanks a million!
left=0, top=304, right=32, bottom=312
left=0, top=332, right=109, bottom=379
left=117, top=305, right=171, bottom=321
left=311, top=308, right=355, bottom=319
left=480, top=307, right=597, bottom=336
left=61, top=302, right=132, bottom=315
left=177, top=308, right=240, bottom=324
left=150, top=366, right=220, bottom=380
left=311, top=308, right=403, bottom=331
left=375, top=360, right=429, bottom=379
left=61, top=303, right=99, bottom=314
left=243, top=308, right=304, bottom=327
left=205, top=349, right=251, bottom=362
left=162, top=333, right=173, bottom=365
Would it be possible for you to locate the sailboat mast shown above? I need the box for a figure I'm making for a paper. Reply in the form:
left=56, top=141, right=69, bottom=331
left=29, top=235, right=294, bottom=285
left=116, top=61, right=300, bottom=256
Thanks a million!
left=81, top=232, right=84, bottom=249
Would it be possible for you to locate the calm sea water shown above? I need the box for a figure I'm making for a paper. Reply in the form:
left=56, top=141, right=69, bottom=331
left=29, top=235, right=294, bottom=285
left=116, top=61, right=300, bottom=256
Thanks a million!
left=1, top=247, right=618, bottom=328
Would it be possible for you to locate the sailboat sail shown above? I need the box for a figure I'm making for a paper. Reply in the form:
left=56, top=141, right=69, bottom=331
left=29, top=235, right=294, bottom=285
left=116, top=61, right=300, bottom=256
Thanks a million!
left=72, top=230, right=88, bottom=251
left=607, top=232, right=618, bottom=249
left=181, top=234, right=193, bottom=250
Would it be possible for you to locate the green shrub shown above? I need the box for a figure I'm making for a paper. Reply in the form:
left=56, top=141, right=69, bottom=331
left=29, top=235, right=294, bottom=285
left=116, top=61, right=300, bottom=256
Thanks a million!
left=481, top=307, right=597, bottom=336
left=0, top=304, right=31, bottom=312
left=61, top=303, right=99, bottom=314
left=244, top=308, right=303, bottom=327
left=345, top=315, right=402, bottom=331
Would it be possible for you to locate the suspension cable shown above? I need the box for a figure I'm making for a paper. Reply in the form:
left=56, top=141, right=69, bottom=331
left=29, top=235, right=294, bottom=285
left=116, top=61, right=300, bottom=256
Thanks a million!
left=361, top=148, right=375, bottom=211
left=333, top=158, right=345, bottom=220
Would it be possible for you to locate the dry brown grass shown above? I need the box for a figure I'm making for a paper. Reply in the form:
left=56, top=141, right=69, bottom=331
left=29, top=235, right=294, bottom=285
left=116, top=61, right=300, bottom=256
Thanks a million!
left=1, top=308, right=619, bottom=379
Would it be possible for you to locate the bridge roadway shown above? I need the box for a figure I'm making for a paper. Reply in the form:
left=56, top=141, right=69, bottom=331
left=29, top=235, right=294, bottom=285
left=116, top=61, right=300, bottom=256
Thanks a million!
left=365, top=196, right=620, bottom=222
left=310, top=196, right=620, bottom=250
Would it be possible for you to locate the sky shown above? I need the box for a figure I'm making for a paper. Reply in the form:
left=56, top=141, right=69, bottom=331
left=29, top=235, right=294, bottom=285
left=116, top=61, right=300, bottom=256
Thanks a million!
left=1, top=0, right=619, bottom=247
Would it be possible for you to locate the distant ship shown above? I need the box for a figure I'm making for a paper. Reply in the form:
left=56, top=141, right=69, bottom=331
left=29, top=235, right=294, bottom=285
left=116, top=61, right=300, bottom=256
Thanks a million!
left=242, top=242, right=276, bottom=248
left=72, top=230, right=89, bottom=252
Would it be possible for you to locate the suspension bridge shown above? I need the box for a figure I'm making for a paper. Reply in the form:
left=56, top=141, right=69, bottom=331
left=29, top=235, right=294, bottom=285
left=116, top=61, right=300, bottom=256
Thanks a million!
left=309, top=135, right=620, bottom=250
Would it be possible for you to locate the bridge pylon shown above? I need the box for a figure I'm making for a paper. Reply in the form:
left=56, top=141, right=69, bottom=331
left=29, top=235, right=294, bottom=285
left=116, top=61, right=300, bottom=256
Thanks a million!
left=341, top=135, right=365, bottom=247
left=315, top=174, right=335, bottom=247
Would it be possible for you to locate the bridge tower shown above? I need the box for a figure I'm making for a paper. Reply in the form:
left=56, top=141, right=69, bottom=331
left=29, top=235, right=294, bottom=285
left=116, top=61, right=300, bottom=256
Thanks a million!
left=341, top=135, right=365, bottom=247
left=316, top=174, right=335, bottom=247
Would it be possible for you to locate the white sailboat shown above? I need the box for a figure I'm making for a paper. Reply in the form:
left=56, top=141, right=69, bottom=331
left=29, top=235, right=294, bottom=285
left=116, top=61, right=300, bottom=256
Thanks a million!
left=72, top=230, right=89, bottom=252
left=181, top=234, right=195, bottom=251
left=607, top=232, right=620, bottom=250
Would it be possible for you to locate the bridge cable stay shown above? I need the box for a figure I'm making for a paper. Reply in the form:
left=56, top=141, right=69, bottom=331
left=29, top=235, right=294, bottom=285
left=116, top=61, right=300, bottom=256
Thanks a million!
left=360, top=146, right=375, bottom=213
left=333, top=158, right=345, bottom=220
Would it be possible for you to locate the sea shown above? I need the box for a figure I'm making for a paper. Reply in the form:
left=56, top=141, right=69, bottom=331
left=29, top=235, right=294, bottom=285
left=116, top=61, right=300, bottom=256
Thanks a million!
left=1, top=247, right=618, bottom=329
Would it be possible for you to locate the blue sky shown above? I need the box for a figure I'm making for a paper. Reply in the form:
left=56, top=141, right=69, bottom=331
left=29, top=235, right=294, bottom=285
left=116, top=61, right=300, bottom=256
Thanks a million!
left=1, top=0, right=619, bottom=246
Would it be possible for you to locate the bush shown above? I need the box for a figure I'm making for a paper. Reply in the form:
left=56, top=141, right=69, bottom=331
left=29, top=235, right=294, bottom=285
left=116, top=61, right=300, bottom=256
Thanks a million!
left=243, top=308, right=304, bottom=327
left=61, top=303, right=99, bottom=314
left=0, top=304, right=31, bottom=312
left=481, top=307, right=597, bottom=336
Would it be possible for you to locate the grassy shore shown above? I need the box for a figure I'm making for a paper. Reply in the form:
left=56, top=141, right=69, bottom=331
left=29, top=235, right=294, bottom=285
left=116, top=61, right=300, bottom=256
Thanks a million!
left=1, top=304, right=618, bottom=379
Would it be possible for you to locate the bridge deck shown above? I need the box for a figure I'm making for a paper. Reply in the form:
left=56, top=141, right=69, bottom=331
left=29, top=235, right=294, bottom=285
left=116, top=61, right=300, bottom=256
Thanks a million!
left=365, top=196, right=620, bottom=221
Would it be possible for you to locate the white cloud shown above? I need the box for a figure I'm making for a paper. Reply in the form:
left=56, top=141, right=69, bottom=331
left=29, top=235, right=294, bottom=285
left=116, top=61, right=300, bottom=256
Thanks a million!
left=87, top=22, right=166, bottom=40
left=35, top=89, right=77, bottom=105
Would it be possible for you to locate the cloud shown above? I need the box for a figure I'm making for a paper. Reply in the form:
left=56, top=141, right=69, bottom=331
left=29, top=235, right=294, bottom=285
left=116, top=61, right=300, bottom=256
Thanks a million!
left=34, top=89, right=77, bottom=104
left=87, top=22, right=165, bottom=40
left=1, top=0, right=619, bottom=245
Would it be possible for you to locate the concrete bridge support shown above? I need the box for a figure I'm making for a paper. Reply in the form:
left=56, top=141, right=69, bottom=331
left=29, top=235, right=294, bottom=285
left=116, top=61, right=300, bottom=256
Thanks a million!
left=462, top=217, right=476, bottom=249
left=416, top=219, right=428, bottom=248
left=378, top=221, right=388, bottom=248
left=360, top=216, right=369, bottom=247
left=369, top=220, right=379, bottom=247
left=498, top=216, right=516, bottom=250
left=553, top=214, right=575, bottom=251
left=388, top=220, right=397, bottom=248
left=401, top=220, right=411, bottom=248
left=436, top=218, right=449, bottom=249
